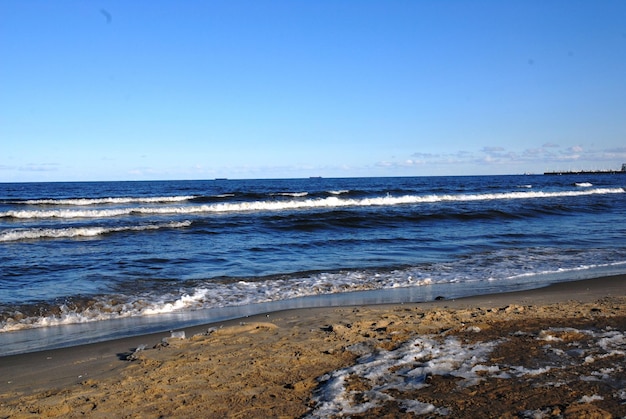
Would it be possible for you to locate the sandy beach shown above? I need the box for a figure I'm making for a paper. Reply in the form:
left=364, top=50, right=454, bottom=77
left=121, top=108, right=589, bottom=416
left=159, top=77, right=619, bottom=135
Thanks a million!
left=1, top=275, right=625, bottom=418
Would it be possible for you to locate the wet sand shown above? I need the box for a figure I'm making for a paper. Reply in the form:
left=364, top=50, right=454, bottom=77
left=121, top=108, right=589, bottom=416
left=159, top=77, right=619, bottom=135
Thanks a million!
left=1, top=275, right=625, bottom=418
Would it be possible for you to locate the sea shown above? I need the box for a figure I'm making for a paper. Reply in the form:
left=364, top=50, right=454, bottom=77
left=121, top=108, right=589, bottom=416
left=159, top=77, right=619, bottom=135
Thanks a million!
left=1, top=175, right=625, bottom=356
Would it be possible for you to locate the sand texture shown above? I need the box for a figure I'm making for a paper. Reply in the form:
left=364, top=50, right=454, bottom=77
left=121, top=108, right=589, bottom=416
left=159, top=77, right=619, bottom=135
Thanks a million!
left=0, top=276, right=625, bottom=418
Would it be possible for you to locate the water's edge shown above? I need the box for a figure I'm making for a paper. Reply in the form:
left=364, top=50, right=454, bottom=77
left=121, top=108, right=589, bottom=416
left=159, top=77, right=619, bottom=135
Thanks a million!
left=1, top=269, right=622, bottom=357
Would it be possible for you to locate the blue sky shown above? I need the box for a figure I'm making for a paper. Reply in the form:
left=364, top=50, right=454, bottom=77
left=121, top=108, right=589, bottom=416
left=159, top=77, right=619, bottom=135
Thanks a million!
left=1, top=1, right=625, bottom=181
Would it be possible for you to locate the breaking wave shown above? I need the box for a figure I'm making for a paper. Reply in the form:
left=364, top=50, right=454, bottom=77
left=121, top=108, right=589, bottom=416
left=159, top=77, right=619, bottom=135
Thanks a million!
left=12, top=195, right=196, bottom=206
left=0, top=221, right=192, bottom=242
left=2, top=256, right=625, bottom=332
left=2, top=188, right=623, bottom=220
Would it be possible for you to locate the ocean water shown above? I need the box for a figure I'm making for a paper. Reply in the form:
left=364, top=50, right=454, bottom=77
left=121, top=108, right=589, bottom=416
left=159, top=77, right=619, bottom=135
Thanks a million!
left=1, top=175, right=625, bottom=355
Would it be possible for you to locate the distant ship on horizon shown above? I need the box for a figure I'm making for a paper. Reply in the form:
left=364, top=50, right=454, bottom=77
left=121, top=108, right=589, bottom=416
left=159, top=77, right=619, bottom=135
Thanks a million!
left=544, top=164, right=626, bottom=175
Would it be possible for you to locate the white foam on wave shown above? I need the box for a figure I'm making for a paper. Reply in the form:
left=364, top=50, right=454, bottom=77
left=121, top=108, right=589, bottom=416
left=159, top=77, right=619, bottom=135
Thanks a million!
left=0, top=272, right=434, bottom=332
left=0, top=221, right=192, bottom=242
left=575, top=182, right=593, bottom=187
left=121, top=255, right=624, bottom=323
left=19, top=195, right=196, bottom=206
left=136, top=273, right=435, bottom=319
left=2, top=208, right=131, bottom=219
left=3, top=188, right=623, bottom=219
left=271, top=192, right=309, bottom=197
left=2, top=248, right=624, bottom=332
left=503, top=260, right=626, bottom=281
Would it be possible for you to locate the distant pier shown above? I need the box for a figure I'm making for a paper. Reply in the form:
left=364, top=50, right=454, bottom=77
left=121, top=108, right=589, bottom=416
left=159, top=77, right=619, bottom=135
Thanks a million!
left=544, top=164, right=626, bottom=175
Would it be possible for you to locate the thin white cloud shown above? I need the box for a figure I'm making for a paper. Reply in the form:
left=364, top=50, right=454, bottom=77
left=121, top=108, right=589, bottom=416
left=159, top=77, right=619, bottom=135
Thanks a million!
left=411, top=152, right=441, bottom=159
left=382, top=143, right=626, bottom=174
left=481, top=146, right=505, bottom=153
left=17, top=163, right=60, bottom=172
left=601, top=148, right=626, bottom=160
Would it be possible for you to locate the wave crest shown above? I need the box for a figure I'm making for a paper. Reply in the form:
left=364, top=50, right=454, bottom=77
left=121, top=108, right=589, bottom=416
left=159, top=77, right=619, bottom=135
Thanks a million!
left=15, top=195, right=196, bottom=206
left=1, top=188, right=623, bottom=220
left=0, top=221, right=192, bottom=242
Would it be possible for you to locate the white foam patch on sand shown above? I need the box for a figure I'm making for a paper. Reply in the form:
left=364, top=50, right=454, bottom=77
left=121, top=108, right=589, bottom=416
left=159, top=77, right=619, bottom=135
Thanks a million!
left=307, top=336, right=497, bottom=417
left=306, top=328, right=626, bottom=417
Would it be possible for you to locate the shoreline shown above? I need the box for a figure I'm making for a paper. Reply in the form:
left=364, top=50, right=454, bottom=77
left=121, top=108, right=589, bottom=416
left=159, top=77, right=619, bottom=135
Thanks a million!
left=2, top=268, right=623, bottom=357
left=1, top=274, right=624, bottom=417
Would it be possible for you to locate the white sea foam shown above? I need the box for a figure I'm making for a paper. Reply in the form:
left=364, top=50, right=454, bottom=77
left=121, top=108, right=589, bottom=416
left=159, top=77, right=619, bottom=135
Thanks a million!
left=578, top=394, right=604, bottom=403
left=19, top=195, right=196, bottom=206
left=2, top=188, right=623, bottom=219
left=0, top=272, right=434, bottom=332
left=0, top=221, right=192, bottom=242
left=271, top=192, right=309, bottom=197
left=2, top=251, right=624, bottom=332
left=307, top=336, right=497, bottom=417
left=504, top=260, right=626, bottom=281
left=537, top=330, right=564, bottom=341
left=575, top=182, right=593, bottom=187
left=306, top=327, right=626, bottom=417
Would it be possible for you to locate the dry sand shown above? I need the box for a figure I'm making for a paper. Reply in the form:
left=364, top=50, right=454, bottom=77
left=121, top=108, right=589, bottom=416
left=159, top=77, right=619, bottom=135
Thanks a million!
left=0, top=275, right=625, bottom=418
